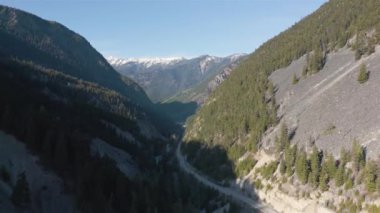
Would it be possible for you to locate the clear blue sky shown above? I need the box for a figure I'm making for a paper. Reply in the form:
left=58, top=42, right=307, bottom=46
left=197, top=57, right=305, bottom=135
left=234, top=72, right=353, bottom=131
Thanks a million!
left=2, top=0, right=327, bottom=58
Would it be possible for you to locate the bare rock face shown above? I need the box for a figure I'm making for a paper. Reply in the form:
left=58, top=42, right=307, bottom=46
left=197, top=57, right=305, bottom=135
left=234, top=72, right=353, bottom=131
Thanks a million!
left=208, top=63, right=235, bottom=93
left=268, top=46, right=380, bottom=159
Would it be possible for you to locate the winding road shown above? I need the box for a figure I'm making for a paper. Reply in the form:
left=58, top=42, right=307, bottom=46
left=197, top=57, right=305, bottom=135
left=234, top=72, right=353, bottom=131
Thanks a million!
left=176, top=141, right=276, bottom=212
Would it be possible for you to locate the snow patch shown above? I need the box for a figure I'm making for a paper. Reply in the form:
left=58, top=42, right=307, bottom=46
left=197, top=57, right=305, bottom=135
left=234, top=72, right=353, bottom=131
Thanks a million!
left=107, top=56, right=186, bottom=68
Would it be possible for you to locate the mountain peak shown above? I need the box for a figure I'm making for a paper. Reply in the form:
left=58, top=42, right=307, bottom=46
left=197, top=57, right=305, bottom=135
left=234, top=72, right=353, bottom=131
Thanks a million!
left=107, top=56, right=186, bottom=67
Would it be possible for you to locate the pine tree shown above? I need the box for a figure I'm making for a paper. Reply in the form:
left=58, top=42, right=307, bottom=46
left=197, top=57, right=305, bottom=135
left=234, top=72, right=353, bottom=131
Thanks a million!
left=344, top=177, right=353, bottom=190
left=352, top=140, right=365, bottom=171
left=319, top=161, right=329, bottom=191
left=295, top=148, right=309, bottom=184
left=357, top=63, right=369, bottom=84
left=11, top=172, right=30, bottom=207
left=280, top=159, right=286, bottom=175
left=325, top=154, right=337, bottom=179
left=285, top=144, right=297, bottom=176
left=309, top=46, right=325, bottom=73
left=335, top=164, right=345, bottom=187
left=279, top=123, right=289, bottom=152
left=364, top=161, right=377, bottom=193
left=309, top=146, right=322, bottom=188
left=340, top=148, right=350, bottom=167
left=54, top=132, right=68, bottom=169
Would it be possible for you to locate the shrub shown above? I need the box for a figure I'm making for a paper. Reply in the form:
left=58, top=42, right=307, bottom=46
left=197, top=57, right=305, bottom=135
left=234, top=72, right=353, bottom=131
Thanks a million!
left=292, top=74, right=299, bottom=85
left=357, top=63, right=369, bottom=84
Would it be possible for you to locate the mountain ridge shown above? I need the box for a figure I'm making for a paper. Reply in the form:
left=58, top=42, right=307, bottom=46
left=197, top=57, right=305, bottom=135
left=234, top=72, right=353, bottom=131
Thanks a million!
left=109, top=53, right=247, bottom=103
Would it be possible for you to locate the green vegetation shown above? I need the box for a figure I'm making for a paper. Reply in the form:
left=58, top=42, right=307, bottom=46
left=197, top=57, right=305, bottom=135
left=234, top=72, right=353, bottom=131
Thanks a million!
left=292, top=74, right=299, bottom=85
left=273, top=135, right=380, bottom=205
left=276, top=124, right=290, bottom=154
left=319, top=161, right=329, bottom=191
left=357, top=63, right=369, bottom=84
left=257, top=161, right=279, bottom=180
left=235, top=158, right=257, bottom=177
left=295, top=148, right=309, bottom=184
left=279, top=159, right=286, bottom=175
left=352, top=140, right=366, bottom=171
left=285, top=144, right=297, bottom=176
left=303, top=47, right=326, bottom=76
left=184, top=0, right=380, bottom=180
left=335, top=164, right=345, bottom=187
left=309, top=146, right=322, bottom=188
left=354, top=32, right=377, bottom=60
left=0, top=59, right=235, bottom=212
left=364, top=161, right=377, bottom=192
left=366, top=204, right=380, bottom=213
left=0, top=6, right=179, bottom=136
left=338, top=199, right=361, bottom=213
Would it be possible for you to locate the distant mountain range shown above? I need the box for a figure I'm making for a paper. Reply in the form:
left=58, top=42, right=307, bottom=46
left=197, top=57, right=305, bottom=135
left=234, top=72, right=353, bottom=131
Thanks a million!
left=108, top=54, right=247, bottom=104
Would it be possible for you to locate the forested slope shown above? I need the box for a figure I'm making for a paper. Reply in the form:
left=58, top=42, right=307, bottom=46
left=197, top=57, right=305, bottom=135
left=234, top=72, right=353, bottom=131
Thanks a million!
left=184, top=0, right=380, bottom=180
left=0, top=5, right=235, bottom=213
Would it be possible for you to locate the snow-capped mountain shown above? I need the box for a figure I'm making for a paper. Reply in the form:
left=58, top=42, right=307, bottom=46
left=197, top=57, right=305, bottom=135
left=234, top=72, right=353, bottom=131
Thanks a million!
left=108, top=54, right=247, bottom=103
left=107, top=56, right=186, bottom=68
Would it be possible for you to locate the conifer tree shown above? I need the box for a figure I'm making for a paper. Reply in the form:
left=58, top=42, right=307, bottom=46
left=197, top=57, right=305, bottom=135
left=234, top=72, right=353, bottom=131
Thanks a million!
left=319, top=161, right=329, bottom=191
left=364, top=161, right=377, bottom=193
left=325, top=154, right=337, bottom=179
left=279, top=123, right=289, bottom=152
left=285, top=144, right=297, bottom=176
left=335, top=164, right=345, bottom=187
left=352, top=140, right=365, bottom=171
left=295, top=148, right=309, bottom=184
left=340, top=148, right=350, bottom=167
left=309, top=146, right=322, bottom=188
left=357, top=63, right=369, bottom=84
left=280, top=159, right=286, bottom=175
left=54, top=132, right=68, bottom=169
left=11, top=172, right=30, bottom=207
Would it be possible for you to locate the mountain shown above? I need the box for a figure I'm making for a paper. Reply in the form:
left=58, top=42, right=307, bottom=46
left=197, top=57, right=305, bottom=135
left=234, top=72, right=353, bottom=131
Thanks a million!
left=108, top=54, right=246, bottom=103
left=0, top=6, right=150, bottom=107
left=0, top=6, right=234, bottom=213
left=183, top=0, right=380, bottom=211
left=0, top=5, right=180, bottom=135
left=165, top=55, right=244, bottom=105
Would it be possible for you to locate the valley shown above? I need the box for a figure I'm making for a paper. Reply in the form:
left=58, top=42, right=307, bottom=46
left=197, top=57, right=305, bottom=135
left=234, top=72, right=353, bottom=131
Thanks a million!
left=2, top=0, right=380, bottom=213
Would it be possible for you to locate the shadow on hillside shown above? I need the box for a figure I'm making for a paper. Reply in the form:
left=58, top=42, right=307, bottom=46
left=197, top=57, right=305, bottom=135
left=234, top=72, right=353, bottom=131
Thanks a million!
left=181, top=140, right=236, bottom=182
left=158, top=101, right=198, bottom=125
left=181, top=140, right=262, bottom=210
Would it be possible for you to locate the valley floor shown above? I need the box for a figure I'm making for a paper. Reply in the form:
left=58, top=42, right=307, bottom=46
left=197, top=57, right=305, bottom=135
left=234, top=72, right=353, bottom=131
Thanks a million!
left=176, top=141, right=276, bottom=213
